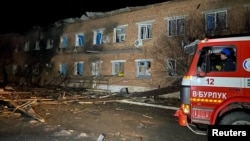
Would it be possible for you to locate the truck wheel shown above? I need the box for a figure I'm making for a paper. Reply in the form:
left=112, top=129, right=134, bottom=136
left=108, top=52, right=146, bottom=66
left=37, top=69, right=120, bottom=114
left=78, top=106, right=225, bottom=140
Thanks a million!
left=219, top=111, right=250, bottom=125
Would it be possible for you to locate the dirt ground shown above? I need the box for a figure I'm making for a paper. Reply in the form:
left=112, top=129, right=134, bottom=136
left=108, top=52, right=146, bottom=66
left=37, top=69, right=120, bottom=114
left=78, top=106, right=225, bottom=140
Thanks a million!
left=0, top=86, right=206, bottom=141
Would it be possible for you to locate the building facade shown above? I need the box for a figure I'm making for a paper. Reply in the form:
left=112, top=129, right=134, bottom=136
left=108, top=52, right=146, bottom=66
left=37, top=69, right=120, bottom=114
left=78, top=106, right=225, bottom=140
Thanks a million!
left=1, top=0, right=250, bottom=93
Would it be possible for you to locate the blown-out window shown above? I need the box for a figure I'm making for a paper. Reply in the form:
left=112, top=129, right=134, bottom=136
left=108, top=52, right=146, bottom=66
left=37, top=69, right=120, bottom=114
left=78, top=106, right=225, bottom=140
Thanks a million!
left=166, top=59, right=178, bottom=76
left=135, top=59, right=151, bottom=78
left=114, top=25, right=127, bottom=43
left=111, top=60, right=125, bottom=76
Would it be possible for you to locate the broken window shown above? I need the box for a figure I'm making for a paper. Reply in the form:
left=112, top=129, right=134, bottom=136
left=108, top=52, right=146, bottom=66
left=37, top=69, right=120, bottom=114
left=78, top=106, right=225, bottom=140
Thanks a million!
left=205, top=10, right=227, bottom=32
left=111, top=60, right=125, bottom=76
left=136, top=60, right=151, bottom=78
left=75, top=33, right=84, bottom=47
left=74, top=61, right=84, bottom=76
left=167, top=16, right=185, bottom=36
left=114, top=25, right=127, bottom=43
left=166, top=59, right=178, bottom=76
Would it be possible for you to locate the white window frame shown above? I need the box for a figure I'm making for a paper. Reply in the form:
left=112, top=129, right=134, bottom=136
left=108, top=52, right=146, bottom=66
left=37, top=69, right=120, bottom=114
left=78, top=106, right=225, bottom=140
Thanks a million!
left=92, top=61, right=102, bottom=76
left=135, top=59, right=152, bottom=78
left=136, top=20, right=154, bottom=40
left=75, top=33, right=84, bottom=47
left=205, top=10, right=227, bottom=32
left=111, top=60, right=126, bottom=76
left=166, top=16, right=185, bottom=37
left=93, top=29, right=104, bottom=45
left=113, top=25, right=128, bottom=43
left=74, top=61, right=84, bottom=76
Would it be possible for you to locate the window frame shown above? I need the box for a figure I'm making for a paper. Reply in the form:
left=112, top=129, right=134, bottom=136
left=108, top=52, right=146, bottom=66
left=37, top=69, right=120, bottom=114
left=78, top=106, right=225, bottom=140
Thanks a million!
left=205, top=10, right=227, bottom=32
left=166, top=16, right=185, bottom=37
left=114, top=25, right=128, bottom=43
left=75, top=33, right=84, bottom=47
left=111, top=60, right=126, bottom=76
left=135, top=59, right=152, bottom=78
left=136, top=20, right=154, bottom=40
left=91, top=61, right=102, bottom=76
left=93, top=29, right=104, bottom=45
left=166, top=58, right=178, bottom=76
left=74, top=61, right=84, bottom=76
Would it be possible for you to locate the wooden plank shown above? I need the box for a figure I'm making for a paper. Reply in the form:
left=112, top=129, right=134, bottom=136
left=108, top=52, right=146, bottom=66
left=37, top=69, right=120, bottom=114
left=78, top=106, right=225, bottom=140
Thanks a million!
left=8, top=100, right=45, bottom=122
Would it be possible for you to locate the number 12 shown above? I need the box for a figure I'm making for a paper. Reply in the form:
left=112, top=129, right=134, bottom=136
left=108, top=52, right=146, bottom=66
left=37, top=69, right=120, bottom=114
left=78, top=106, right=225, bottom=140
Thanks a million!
left=206, top=78, right=214, bottom=85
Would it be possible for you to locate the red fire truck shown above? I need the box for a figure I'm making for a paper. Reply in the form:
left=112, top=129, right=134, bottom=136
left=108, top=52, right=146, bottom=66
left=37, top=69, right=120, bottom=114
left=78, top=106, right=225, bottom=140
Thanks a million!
left=174, top=36, right=250, bottom=135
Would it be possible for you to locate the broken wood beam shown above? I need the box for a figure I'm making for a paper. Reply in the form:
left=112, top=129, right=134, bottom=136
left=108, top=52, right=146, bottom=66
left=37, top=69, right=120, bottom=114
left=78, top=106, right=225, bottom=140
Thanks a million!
left=8, top=100, right=45, bottom=122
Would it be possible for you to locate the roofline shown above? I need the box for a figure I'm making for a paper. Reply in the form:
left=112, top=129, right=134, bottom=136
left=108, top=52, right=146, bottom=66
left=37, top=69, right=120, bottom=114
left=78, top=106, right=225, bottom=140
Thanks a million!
left=205, top=36, right=250, bottom=43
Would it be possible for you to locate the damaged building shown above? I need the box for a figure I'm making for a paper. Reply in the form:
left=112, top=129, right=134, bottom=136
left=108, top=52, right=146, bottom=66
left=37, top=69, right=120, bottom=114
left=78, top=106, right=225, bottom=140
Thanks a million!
left=0, top=0, right=250, bottom=93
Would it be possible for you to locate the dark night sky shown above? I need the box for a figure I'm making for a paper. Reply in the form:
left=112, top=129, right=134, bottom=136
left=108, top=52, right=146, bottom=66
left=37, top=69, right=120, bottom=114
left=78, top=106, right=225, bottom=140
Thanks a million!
left=0, top=0, right=169, bottom=34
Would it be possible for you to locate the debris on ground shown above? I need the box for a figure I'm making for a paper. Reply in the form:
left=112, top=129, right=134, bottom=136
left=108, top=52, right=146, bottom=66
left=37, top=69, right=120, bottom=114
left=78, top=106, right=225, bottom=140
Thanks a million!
left=0, top=85, right=180, bottom=122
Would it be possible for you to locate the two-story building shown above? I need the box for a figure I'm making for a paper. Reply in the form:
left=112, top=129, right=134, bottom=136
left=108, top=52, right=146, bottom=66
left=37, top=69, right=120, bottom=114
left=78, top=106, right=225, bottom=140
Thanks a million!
left=1, top=0, right=250, bottom=93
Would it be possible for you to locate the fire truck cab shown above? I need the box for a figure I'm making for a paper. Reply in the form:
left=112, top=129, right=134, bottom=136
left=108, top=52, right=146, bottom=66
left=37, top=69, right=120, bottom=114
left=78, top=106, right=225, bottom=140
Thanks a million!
left=175, top=36, right=250, bottom=135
